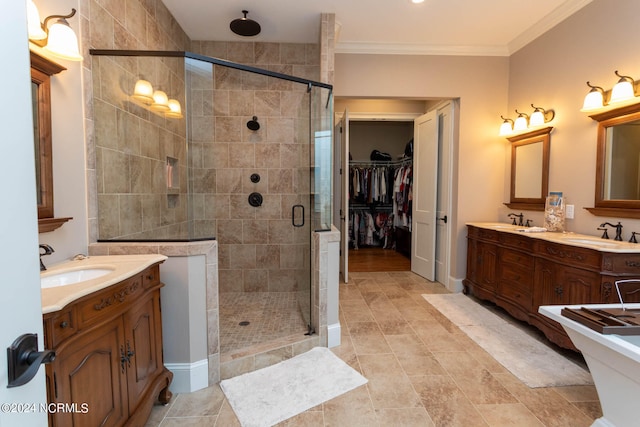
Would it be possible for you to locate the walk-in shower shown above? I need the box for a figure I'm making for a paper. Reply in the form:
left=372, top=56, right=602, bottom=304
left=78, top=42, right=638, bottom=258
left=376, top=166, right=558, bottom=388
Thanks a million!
left=90, top=49, right=333, bottom=359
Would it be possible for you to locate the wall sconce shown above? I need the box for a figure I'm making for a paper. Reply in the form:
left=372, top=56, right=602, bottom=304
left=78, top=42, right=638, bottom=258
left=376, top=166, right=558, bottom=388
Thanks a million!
left=610, top=71, right=636, bottom=104
left=529, top=104, right=555, bottom=127
left=130, top=79, right=183, bottom=119
left=499, top=105, right=555, bottom=136
left=582, top=71, right=639, bottom=112
left=499, top=116, right=514, bottom=136
left=27, top=1, right=82, bottom=61
left=513, top=110, right=529, bottom=132
left=582, top=81, right=605, bottom=110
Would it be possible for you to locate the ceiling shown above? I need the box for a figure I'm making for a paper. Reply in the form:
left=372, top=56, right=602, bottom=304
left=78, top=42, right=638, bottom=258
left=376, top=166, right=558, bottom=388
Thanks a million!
left=161, top=0, right=592, bottom=56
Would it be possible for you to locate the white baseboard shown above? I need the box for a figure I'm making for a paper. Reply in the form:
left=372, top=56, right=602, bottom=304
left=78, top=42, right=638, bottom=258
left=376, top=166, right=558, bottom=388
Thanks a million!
left=327, top=323, right=341, bottom=348
left=165, top=359, right=209, bottom=393
left=448, top=276, right=464, bottom=293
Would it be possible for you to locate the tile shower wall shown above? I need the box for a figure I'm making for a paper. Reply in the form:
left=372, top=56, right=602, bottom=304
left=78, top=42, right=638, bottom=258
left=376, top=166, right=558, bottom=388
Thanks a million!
left=189, top=41, right=320, bottom=296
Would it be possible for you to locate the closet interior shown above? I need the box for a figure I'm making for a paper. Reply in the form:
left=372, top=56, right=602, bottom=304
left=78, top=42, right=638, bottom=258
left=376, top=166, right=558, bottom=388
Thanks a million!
left=348, top=120, right=414, bottom=269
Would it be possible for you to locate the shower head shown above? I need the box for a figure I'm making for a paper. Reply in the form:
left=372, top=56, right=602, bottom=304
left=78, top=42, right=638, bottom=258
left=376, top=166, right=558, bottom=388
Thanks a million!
left=247, top=116, right=260, bottom=131
left=230, top=10, right=261, bottom=37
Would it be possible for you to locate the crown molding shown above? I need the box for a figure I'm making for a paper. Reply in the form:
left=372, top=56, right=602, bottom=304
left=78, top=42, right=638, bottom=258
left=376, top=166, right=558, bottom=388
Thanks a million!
left=508, top=0, right=593, bottom=54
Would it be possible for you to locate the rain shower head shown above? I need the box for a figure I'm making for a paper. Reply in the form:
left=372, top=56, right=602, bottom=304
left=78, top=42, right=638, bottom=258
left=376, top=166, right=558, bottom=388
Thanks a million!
left=247, top=116, right=260, bottom=131
left=230, top=10, right=261, bottom=37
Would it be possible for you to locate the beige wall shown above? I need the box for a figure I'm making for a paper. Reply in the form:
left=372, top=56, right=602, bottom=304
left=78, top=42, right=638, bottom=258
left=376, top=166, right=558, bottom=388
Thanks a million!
left=507, top=0, right=640, bottom=235
left=334, top=54, right=509, bottom=281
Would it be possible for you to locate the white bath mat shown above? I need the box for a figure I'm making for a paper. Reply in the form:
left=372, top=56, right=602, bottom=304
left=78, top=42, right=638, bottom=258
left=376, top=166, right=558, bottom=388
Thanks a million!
left=422, top=293, right=593, bottom=388
left=220, top=347, right=368, bottom=426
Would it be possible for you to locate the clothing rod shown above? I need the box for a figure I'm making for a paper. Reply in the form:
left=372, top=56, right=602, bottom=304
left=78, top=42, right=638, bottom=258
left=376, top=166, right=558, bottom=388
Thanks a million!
left=349, top=158, right=412, bottom=166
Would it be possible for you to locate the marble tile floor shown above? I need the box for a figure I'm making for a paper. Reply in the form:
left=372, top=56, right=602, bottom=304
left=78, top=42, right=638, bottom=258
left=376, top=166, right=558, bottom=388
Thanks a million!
left=147, top=271, right=601, bottom=426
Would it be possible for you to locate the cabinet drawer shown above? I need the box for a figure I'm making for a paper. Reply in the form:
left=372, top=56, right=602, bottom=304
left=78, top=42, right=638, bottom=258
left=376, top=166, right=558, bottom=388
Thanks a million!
left=499, top=281, right=532, bottom=311
left=499, top=263, right=533, bottom=287
left=77, top=274, right=144, bottom=328
left=603, top=253, right=640, bottom=274
left=468, top=226, right=499, bottom=242
left=45, top=308, right=77, bottom=348
left=143, top=265, right=160, bottom=289
left=499, top=248, right=534, bottom=269
left=535, top=240, right=601, bottom=270
left=499, top=233, right=534, bottom=251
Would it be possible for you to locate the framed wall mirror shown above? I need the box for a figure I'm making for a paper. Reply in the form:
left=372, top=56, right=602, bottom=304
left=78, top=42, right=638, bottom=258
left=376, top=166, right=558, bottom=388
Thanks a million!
left=587, top=103, right=640, bottom=218
left=504, top=126, right=552, bottom=211
left=30, top=51, right=72, bottom=232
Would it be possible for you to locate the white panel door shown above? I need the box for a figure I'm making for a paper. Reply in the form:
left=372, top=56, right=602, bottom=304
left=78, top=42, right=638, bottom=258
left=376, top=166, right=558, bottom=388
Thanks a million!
left=435, top=103, right=452, bottom=283
left=340, top=109, right=350, bottom=283
left=411, top=110, right=439, bottom=281
left=0, top=1, right=49, bottom=424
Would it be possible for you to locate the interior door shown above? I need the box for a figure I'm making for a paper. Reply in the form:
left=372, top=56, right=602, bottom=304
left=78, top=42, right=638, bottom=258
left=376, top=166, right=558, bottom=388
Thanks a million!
left=339, top=109, right=350, bottom=283
left=435, top=103, right=452, bottom=283
left=412, top=110, right=439, bottom=281
left=1, top=3, right=49, bottom=424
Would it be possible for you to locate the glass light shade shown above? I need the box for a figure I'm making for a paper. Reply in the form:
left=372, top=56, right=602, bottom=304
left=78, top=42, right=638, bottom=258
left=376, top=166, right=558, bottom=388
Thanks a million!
left=150, top=90, right=170, bottom=112
left=514, top=115, right=528, bottom=132
left=499, top=121, right=513, bottom=136
left=610, top=80, right=635, bottom=103
left=529, top=110, right=546, bottom=127
left=132, top=80, right=154, bottom=104
left=43, top=18, right=83, bottom=61
left=582, top=90, right=604, bottom=110
left=27, top=0, right=47, bottom=40
left=165, top=99, right=183, bottom=118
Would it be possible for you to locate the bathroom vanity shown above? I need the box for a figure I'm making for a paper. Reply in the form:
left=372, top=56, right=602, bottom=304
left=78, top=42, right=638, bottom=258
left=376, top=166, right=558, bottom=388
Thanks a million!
left=464, top=223, right=640, bottom=350
left=41, top=255, right=172, bottom=426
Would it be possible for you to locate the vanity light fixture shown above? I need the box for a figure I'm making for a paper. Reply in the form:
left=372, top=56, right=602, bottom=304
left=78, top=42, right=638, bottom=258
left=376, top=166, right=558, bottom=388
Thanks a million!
left=610, top=71, right=636, bottom=104
left=132, top=79, right=154, bottom=104
left=529, top=104, right=555, bottom=127
left=499, top=116, right=514, bottom=136
left=582, top=81, right=605, bottom=111
left=150, top=90, right=170, bottom=112
left=513, top=110, right=529, bottom=132
left=130, top=80, right=183, bottom=119
left=165, top=99, right=183, bottom=119
left=27, top=1, right=83, bottom=62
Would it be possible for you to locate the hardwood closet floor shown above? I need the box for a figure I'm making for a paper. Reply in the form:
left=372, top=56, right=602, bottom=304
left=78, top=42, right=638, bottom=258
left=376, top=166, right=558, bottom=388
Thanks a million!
left=348, top=247, right=410, bottom=272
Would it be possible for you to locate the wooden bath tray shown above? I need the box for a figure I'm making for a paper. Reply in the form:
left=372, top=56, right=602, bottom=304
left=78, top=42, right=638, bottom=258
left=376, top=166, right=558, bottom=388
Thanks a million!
left=561, top=307, right=640, bottom=335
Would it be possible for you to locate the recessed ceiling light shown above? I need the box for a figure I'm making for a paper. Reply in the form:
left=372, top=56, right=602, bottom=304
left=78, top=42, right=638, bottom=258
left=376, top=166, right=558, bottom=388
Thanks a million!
left=412, top=0, right=425, bottom=3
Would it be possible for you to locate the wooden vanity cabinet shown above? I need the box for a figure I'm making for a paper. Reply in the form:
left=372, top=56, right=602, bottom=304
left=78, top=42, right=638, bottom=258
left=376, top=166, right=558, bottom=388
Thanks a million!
left=43, top=263, right=172, bottom=427
left=464, top=225, right=640, bottom=350
left=465, top=226, right=499, bottom=301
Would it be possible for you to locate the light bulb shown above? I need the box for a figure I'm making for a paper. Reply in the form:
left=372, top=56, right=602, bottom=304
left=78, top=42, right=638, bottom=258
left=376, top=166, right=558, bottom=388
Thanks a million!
left=132, top=80, right=154, bottom=104
left=165, top=99, right=183, bottom=118
left=150, top=90, right=170, bottom=112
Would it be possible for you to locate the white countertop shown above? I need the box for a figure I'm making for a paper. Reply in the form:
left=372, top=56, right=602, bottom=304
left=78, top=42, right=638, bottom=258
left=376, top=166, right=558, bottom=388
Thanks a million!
left=467, top=222, right=640, bottom=253
left=41, top=254, right=167, bottom=314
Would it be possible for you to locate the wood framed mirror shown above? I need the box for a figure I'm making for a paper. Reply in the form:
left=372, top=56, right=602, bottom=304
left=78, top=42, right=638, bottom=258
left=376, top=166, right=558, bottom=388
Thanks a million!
left=504, top=126, right=552, bottom=211
left=30, top=51, right=72, bottom=232
left=586, top=103, right=640, bottom=219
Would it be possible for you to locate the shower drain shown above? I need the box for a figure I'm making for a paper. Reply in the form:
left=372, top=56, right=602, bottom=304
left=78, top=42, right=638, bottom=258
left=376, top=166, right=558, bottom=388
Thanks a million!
left=238, top=321, right=250, bottom=326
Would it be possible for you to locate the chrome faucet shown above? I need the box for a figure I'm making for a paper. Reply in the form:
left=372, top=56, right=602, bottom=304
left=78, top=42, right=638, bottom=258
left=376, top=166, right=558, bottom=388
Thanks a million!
left=508, top=212, right=524, bottom=226
left=599, top=222, right=623, bottom=241
left=39, top=244, right=54, bottom=271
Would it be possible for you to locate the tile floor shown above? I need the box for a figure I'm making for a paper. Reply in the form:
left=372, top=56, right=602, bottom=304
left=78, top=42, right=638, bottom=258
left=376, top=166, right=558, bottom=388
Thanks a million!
left=146, top=271, right=602, bottom=426
left=219, top=292, right=308, bottom=354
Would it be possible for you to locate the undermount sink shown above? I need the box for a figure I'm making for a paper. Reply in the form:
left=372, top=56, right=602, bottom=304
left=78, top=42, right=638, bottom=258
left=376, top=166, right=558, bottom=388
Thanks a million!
left=561, top=237, right=619, bottom=247
left=41, top=267, right=115, bottom=288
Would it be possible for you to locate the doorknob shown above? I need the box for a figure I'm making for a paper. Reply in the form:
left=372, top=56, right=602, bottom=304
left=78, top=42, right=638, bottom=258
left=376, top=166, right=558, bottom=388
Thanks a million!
left=7, top=333, right=55, bottom=388
left=438, top=215, right=448, bottom=224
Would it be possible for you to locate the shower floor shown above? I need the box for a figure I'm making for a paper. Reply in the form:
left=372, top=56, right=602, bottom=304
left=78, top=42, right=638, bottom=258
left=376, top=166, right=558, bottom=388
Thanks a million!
left=219, top=292, right=308, bottom=355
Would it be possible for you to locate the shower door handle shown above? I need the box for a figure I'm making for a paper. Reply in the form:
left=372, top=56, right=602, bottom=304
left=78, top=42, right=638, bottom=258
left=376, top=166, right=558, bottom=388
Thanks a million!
left=292, top=204, right=305, bottom=227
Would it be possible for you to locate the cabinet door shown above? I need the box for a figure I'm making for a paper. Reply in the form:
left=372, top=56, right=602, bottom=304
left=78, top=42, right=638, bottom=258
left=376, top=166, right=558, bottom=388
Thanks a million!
left=536, top=259, right=599, bottom=306
left=50, top=319, right=128, bottom=427
left=476, top=241, right=498, bottom=292
left=124, top=292, right=162, bottom=412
